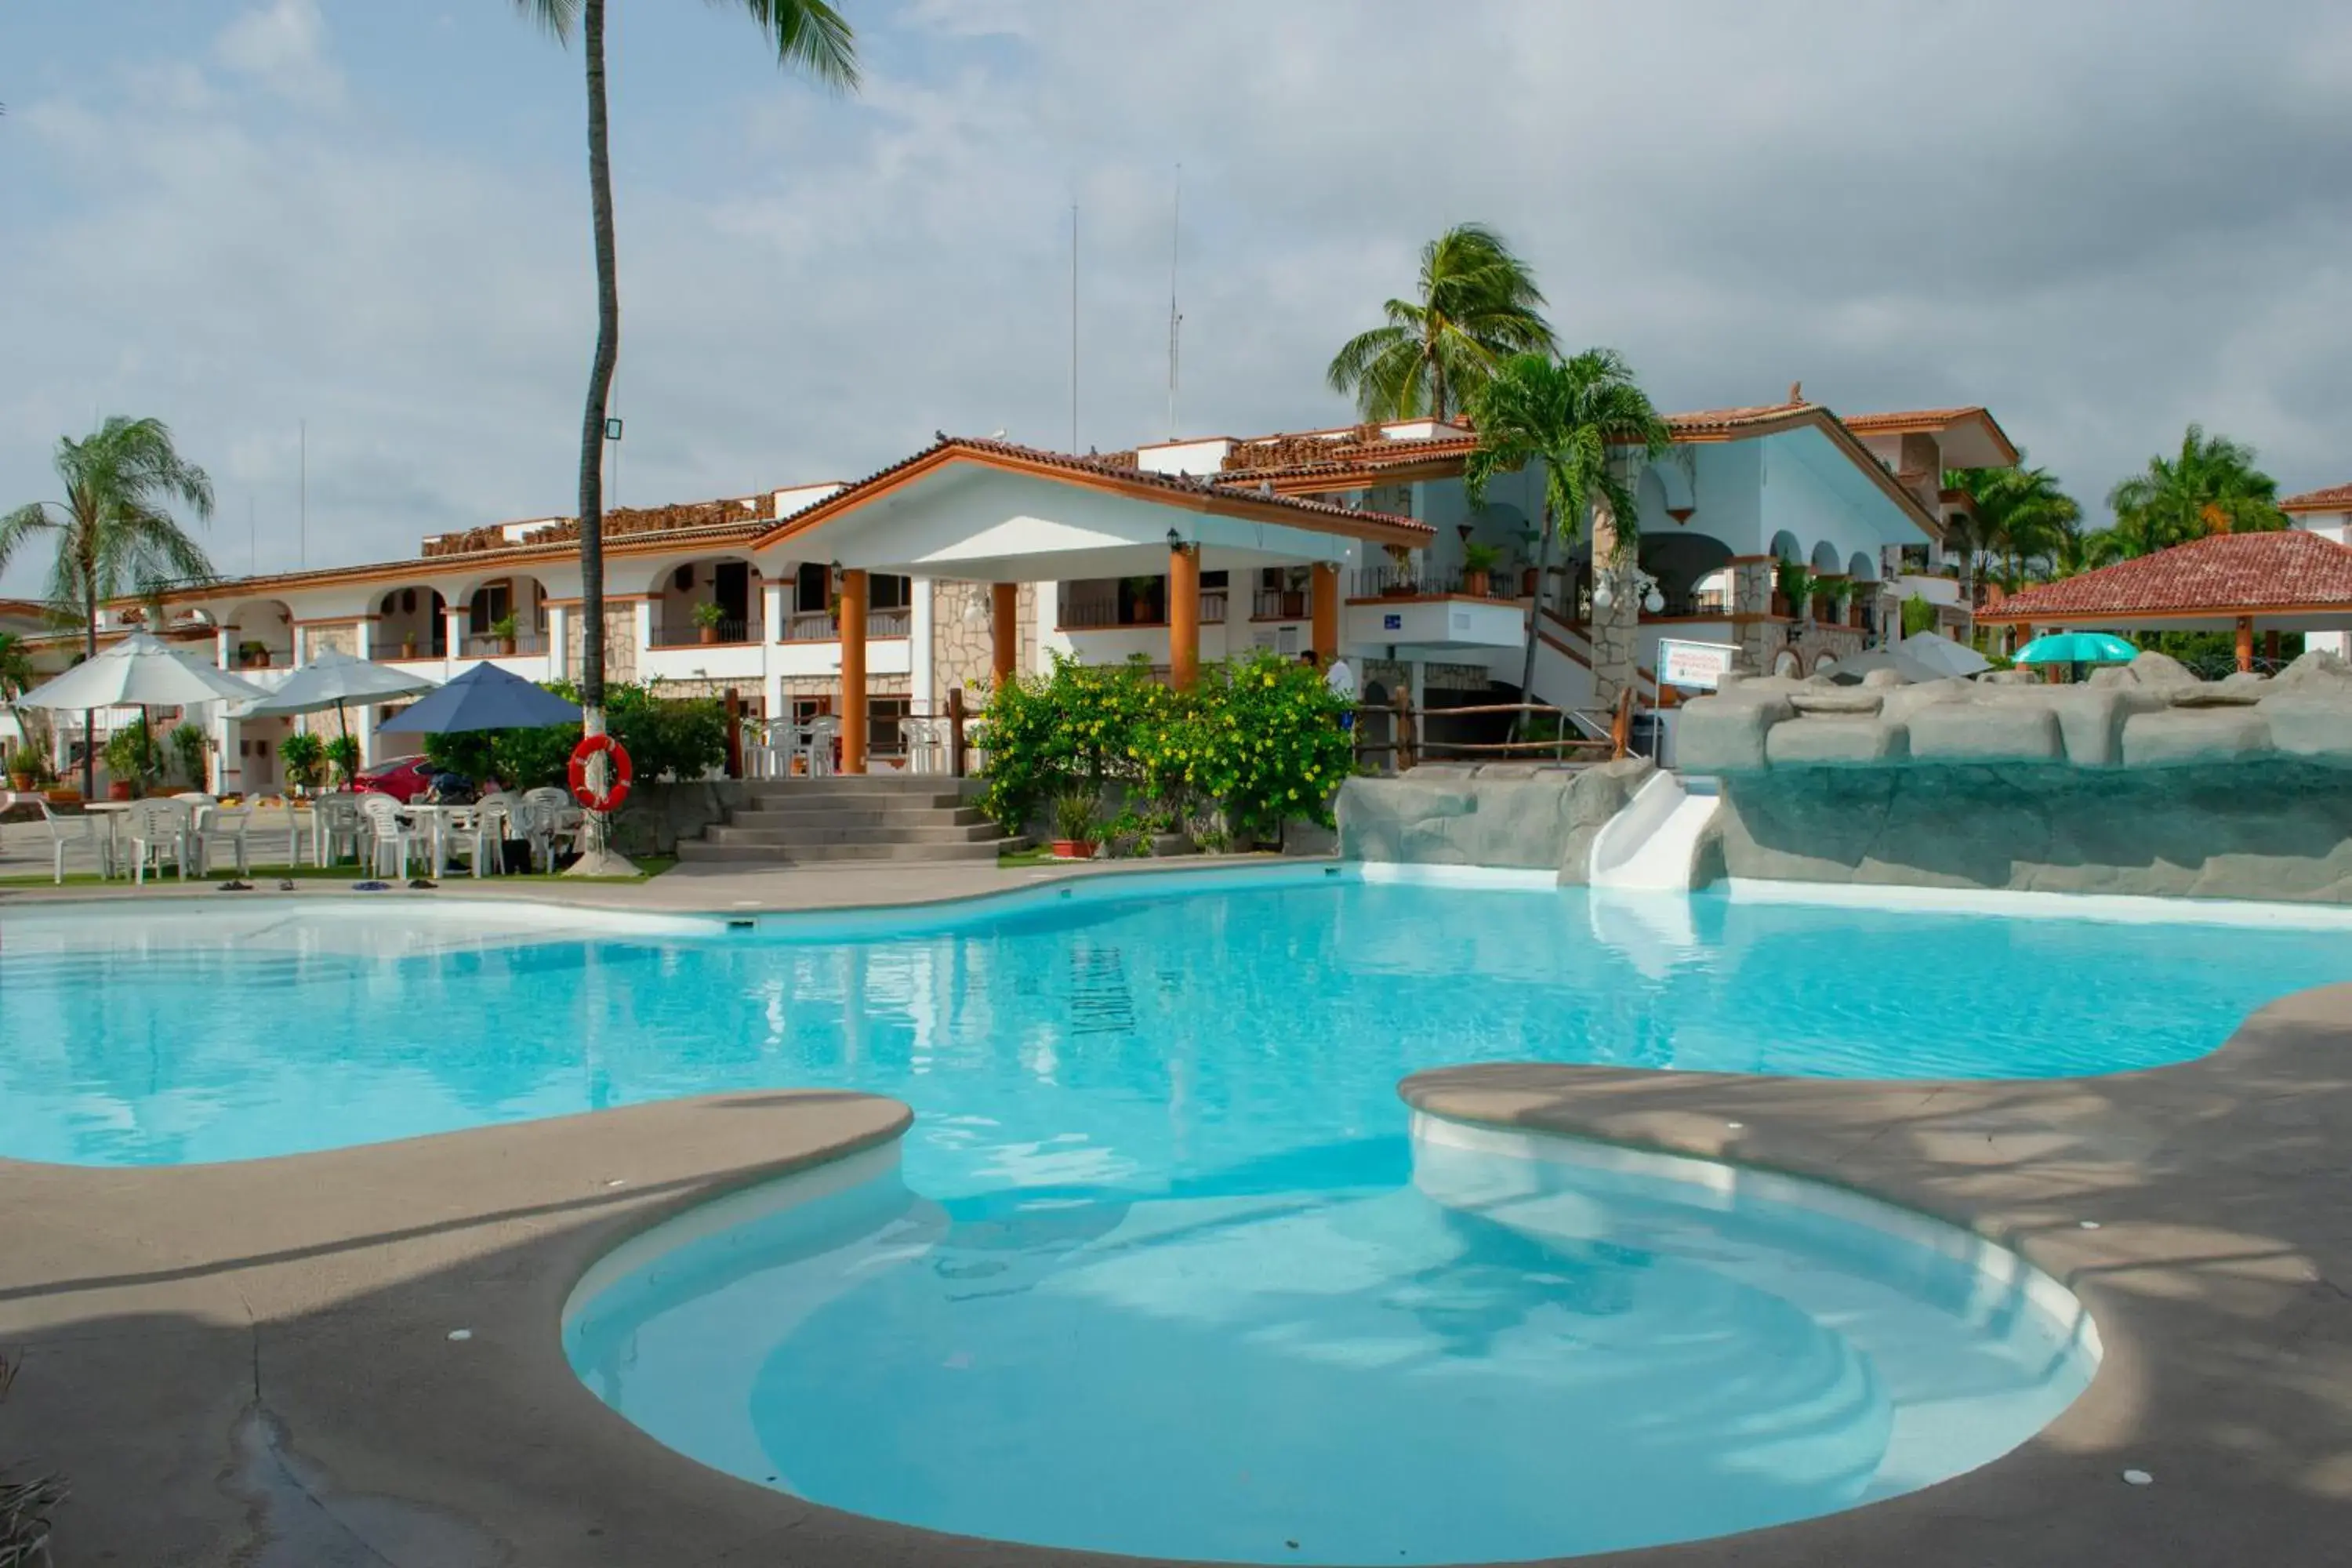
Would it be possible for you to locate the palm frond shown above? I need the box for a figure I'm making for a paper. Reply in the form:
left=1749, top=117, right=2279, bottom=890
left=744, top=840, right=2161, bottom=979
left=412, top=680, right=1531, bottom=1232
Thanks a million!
left=728, top=0, right=861, bottom=89
left=512, top=0, right=579, bottom=41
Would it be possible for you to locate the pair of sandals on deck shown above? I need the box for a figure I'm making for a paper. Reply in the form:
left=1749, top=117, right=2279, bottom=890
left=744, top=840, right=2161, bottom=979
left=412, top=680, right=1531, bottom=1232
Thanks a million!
left=216, top=877, right=438, bottom=892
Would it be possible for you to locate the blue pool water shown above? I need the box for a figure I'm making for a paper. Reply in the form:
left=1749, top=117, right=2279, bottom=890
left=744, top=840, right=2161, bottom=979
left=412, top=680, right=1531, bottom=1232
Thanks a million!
left=3, top=873, right=2338, bottom=1560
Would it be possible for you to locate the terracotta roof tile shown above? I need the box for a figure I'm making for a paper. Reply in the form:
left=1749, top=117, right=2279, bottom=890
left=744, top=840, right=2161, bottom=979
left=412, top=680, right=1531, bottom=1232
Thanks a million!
left=1840, top=406, right=1991, bottom=433
left=1980, top=530, right=2352, bottom=621
left=757, top=435, right=1432, bottom=548
left=2281, top=482, right=2352, bottom=513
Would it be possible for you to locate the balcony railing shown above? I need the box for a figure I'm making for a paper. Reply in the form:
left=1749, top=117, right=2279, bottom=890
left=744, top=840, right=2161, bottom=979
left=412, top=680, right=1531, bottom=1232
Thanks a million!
left=870, top=607, right=912, bottom=638
left=782, top=610, right=838, bottom=642
left=1348, top=566, right=1525, bottom=602
left=459, top=633, right=549, bottom=658
left=1061, top=590, right=1225, bottom=631
left=1253, top=590, right=1308, bottom=620
left=1199, top=590, right=1229, bottom=623
left=651, top=619, right=753, bottom=648
left=227, top=649, right=295, bottom=670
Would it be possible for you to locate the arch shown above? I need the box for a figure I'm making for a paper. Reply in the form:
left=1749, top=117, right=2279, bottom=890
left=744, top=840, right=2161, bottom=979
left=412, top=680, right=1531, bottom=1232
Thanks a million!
left=650, top=554, right=770, bottom=648
left=1809, top=539, right=1842, bottom=575
left=375, top=586, right=449, bottom=660
left=222, top=600, right=296, bottom=670
left=1647, top=454, right=1695, bottom=515
left=1769, top=530, right=1803, bottom=564
left=1848, top=550, right=1878, bottom=583
left=1639, top=532, right=1735, bottom=616
left=444, top=572, right=552, bottom=658
left=1811, top=652, right=1840, bottom=679
left=1770, top=648, right=1802, bottom=678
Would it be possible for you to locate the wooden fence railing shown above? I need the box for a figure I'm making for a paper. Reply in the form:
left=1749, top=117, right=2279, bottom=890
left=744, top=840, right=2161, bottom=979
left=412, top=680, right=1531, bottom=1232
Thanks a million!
left=1350, top=688, right=1635, bottom=771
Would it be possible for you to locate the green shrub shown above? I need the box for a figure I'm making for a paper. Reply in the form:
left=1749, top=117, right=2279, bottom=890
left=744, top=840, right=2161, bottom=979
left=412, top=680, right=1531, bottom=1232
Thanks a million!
left=103, top=717, right=162, bottom=790
left=1051, top=786, right=1101, bottom=843
left=1900, top=593, right=1937, bottom=639
left=419, top=679, right=726, bottom=790
left=278, top=731, right=326, bottom=793
left=168, top=722, right=209, bottom=788
left=978, top=650, right=1349, bottom=844
left=323, top=733, right=361, bottom=788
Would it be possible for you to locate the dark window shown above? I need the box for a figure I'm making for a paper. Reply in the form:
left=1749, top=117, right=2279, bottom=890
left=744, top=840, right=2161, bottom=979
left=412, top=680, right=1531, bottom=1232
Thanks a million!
left=796, top=562, right=830, bottom=612
left=1200, top=569, right=1229, bottom=590
left=714, top=561, right=751, bottom=625
left=868, top=573, right=913, bottom=611
left=673, top=564, right=695, bottom=592
left=870, top=696, right=909, bottom=757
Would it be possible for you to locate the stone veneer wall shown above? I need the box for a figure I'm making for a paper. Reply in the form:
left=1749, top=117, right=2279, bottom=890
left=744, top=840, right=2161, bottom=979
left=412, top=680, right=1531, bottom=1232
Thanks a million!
left=305, top=623, right=358, bottom=659
left=930, top=579, right=996, bottom=697
left=1678, top=650, right=2352, bottom=902
left=565, top=607, right=638, bottom=684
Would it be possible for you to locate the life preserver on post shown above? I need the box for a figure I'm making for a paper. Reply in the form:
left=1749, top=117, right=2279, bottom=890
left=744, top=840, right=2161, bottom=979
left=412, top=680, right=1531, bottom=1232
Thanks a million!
left=568, top=734, right=633, bottom=814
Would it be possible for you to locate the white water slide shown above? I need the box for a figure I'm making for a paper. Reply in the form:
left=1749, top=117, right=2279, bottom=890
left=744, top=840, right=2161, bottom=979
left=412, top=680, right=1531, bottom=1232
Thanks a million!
left=1587, top=771, right=1720, bottom=892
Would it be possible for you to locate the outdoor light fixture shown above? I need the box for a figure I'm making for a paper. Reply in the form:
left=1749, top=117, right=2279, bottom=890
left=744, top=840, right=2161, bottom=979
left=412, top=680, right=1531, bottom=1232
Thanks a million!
left=1167, top=528, right=1181, bottom=547
left=1592, top=564, right=1666, bottom=615
left=604, top=417, right=624, bottom=441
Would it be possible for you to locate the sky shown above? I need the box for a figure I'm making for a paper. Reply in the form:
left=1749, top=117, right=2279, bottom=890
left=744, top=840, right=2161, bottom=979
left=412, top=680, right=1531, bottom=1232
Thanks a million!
left=4, top=0, right=2351, bottom=591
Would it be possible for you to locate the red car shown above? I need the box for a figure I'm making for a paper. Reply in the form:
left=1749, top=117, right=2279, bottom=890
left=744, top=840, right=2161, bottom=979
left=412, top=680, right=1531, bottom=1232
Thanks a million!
left=352, top=754, right=436, bottom=803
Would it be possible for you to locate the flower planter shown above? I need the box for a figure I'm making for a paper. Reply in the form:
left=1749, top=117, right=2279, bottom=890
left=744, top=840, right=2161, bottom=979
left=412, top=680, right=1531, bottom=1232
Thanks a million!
left=401, top=640, right=419, bottom=660
left=1462, top=569, right=1491, bottom=598
left=1521, top=567, right=1540, bottom=597
left=1050, top=839, right=1098, bottom=860
left=499, top=637, right=517, bottom=657
left=107, top=780, right=133, bottom=802
left=699, top=626, right=719, bottom=645
left=1380, top=583, right=1416, bottom=599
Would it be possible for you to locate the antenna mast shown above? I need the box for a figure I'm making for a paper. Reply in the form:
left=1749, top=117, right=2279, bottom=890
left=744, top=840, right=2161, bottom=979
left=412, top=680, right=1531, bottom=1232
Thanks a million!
left=1070, top=202, right=1080, bottom=452
left=1167, top=165, right=1182, bottom=437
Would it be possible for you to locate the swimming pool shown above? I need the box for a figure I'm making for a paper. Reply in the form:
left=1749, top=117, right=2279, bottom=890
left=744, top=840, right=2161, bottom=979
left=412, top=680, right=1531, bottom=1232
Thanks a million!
left=5, top=871, right=2339, bottom=1561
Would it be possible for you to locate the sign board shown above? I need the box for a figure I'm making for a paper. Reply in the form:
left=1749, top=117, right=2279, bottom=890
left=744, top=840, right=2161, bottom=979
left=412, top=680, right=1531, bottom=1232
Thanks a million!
left=1657, top=637, right=1740, bottom=691
left=1382, top=612, right=1403, bottom=631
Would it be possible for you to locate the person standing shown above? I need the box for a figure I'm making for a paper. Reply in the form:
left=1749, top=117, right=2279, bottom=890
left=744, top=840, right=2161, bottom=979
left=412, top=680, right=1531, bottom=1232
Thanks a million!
left=1323, top=652, right=1357, bottom=731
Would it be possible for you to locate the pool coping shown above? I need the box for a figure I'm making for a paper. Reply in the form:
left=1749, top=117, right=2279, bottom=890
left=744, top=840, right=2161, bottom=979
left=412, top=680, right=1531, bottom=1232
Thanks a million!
left=0, top=905, right=2347, bottom=1563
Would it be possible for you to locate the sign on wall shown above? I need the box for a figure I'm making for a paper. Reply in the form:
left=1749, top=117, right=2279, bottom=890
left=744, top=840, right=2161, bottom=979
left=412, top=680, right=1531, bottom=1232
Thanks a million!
left=1657, top=637, right=1740, bottom=691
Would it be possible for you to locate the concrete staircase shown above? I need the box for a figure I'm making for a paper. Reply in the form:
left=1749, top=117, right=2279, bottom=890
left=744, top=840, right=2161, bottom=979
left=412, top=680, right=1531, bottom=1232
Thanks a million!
left=676, top=775, right=1025, bottom=865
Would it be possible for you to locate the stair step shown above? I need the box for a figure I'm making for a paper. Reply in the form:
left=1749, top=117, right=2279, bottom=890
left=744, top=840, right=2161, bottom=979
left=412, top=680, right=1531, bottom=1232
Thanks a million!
left=676, top=837, right=1021, bottom=865
left=726, top=800, right=981, bottom=823
left=705, top=822, right=1003, bottom=847
left=741, top=777, right=972, bottom=799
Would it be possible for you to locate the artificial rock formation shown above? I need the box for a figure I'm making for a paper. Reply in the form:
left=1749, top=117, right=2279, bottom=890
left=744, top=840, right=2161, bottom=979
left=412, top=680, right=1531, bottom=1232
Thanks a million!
left=1678, top=649, right=2352, bottom=902
left=1337, top=757, right=1657, bottom=882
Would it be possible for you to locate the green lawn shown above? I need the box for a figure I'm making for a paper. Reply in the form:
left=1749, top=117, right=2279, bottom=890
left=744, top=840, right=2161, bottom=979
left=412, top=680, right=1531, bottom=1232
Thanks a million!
left=0, top=856, right=677, bottom=889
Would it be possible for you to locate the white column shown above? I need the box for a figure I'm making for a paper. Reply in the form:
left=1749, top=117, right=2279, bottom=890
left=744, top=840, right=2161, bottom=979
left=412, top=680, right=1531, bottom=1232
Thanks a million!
left=1410, top=659, right=1428, bottom=714
left=760, top=582, right=785, bottom=722
left=292, top=625, right=309, bottom=670
left=215, top=626, right=232, bottom=671
left=444, top=606, right=467, bottom=668
left=351, top=620, right=377, bottom=765
left=633, top=600, right=655, bottom=668
left=216, top=714, right=240, bottom=793
left=909, top=575, right=935, bottom=714
left=546, top=603, right=570, bottom=677
left=761, top=581, right=785, bottom=643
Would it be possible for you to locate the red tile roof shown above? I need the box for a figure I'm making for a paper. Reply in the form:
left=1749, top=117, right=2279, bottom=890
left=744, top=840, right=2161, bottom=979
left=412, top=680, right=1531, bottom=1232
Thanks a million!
left=1980, top=530, right=2352, bottom=622
left=2281, top=482, right=2352, bottom=514
left=757, top=434, right=1433, bottom=551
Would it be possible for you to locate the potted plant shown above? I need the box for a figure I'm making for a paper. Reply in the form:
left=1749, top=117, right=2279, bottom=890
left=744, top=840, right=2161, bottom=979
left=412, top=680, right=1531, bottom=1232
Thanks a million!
left=489, top=613, right=520, bottom=656
left=1381, top=544, right=1417, bottom=597
left=1774, top=561, right=1816, bottom=625
left=278, top=731, right=326, bottom=797
left=401, top=632, right=419, bottom=659
left=238, top=639, right=270, bottom=669
left=1461, top=540, right=1504, bottom=598
left=103, top=720, right=159, bottom=800
left=1122, top=575, right=1165, bottom=623
left=323, top=733, right=361, bottom=789
left=169, top=722, right=209, bottom=790
left=1050, top=786, right=1100, bottom=860
left=5, top=742, right=45, bottom=793
left=694, top=600, right=726, bottom=644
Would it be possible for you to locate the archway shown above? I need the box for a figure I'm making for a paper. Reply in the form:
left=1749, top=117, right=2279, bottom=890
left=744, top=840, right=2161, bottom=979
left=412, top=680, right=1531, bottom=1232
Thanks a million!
left=375, top=586, right=448, bottom=660
left=451, top=574, right=551, bottom=657
left=652, top=557, right=767, bottom=646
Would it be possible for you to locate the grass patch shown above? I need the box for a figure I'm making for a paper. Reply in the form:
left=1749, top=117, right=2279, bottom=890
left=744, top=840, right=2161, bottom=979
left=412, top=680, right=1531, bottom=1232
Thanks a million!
left=996, top=845, right=1062, bottom=868
left=0, top=856, right=677, bottom=889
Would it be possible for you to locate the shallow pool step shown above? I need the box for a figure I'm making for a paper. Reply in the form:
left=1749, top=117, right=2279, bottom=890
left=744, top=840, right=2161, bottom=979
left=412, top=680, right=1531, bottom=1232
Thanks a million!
left=724, top=802, right=989, bottom=826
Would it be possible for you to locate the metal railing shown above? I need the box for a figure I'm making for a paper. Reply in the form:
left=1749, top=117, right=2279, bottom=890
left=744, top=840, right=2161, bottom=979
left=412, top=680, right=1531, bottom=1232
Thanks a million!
left=651, top=619, right=752, bottom=648
left=782, top=610, right=838, bottom=642
left=459, top=633, right=549, bottom=658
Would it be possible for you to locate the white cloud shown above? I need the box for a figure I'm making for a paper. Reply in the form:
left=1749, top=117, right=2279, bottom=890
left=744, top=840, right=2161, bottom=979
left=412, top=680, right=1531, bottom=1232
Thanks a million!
left=216, top=0, right=344, bottom=111
left=5, top=0, right=2351, bottom=594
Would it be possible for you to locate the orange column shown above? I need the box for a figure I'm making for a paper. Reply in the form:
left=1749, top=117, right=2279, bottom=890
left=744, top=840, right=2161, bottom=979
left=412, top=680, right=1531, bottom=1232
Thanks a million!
left=2236, top=615, right=2255, bottom=674
left=991, top=582, right=1019, bottom=685
left=1168, top=544, right=1200, bottom=689
left=1310, top=562, right=1341, bottom=662
left=840, top=568, right=869, bottom=774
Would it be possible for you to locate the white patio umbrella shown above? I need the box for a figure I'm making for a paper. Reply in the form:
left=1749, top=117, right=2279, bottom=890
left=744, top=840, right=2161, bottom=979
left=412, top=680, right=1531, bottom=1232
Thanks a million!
left=15, top=630, right=267, bottom=710
left=1896, top=630, right=1994, bottom=678
left=14, top=631, right=267, bottom=792
left=237, top=650, right=441, bottom=737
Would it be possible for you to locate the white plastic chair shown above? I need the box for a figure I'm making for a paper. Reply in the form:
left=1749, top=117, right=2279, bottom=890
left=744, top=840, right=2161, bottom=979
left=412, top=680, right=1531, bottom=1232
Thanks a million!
left=191, top=803, right=253, bottom=877
left=356, top=793, right=423, bottom=879
left=797, top=716, right=840, bottom=777
left=311, top=793, right=364, bottom=869
left=522, top=786, right=582, bottom=868
left=125, top=799, right=192, bottom=886
left=901, top=717, right=943, bottom=775
left=463, top=793, right=521, bottom=877
left=34, top=800, right=111, bottom=884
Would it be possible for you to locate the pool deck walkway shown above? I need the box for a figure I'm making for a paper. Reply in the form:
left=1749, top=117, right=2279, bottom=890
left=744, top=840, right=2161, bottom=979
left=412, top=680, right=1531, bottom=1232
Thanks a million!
left=2, top=866, right=2348, bottom=1565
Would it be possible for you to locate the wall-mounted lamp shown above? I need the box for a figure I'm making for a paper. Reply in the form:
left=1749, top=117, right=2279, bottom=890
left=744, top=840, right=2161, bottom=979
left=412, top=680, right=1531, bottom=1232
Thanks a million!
left=1590, top=562, right=1665, bottom=615
left=1166, top=528, right=1181, bottom=548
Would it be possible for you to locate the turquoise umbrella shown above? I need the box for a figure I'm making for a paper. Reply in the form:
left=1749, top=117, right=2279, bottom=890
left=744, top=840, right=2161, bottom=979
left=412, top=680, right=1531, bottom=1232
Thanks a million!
left=2013, top=631, right=2138, bottom=666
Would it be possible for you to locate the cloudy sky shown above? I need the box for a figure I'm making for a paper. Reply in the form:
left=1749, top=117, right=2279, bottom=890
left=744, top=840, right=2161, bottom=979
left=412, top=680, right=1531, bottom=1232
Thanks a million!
left=5, top=0, right=2350, bottom=590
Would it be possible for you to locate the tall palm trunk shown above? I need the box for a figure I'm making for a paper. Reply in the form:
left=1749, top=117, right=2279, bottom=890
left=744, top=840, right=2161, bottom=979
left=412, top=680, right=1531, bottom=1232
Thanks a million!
left=575, top=0, right=616, bottom=743
left=81, top=540, right=97, bottom=800
left=1511, top=507, right=1554, bottom=743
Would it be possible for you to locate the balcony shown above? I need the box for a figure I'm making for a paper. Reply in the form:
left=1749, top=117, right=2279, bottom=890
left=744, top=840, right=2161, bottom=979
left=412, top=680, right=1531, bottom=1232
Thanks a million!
left=1348, top=565, right=1526, bottom=604
left=459, top=633, right=550, bottom=659
left=777, top=607, right=913, bottom=642
left=652, top=619, right=754, bottom=649
left=1060, top=586, right=1225, bottom=631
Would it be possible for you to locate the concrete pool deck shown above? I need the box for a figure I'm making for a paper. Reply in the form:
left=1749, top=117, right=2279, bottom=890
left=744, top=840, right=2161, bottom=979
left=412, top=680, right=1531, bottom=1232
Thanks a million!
left=1, top=873, right=2348, bottom=1565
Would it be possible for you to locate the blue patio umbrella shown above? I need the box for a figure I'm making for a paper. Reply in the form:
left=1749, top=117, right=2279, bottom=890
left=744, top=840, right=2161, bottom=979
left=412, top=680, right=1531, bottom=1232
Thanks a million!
left=377, top=662, right=582, bottom=735
left=2013, top=631, right=2139, bottom=666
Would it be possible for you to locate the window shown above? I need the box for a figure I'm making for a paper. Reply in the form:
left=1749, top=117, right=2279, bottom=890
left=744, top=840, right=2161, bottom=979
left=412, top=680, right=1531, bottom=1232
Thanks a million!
left=870, top=696, right=910, bottom=757
left=673, top=564, right=695, bottom=592
left=869, top=574, right=913, bottom=612
left=470, top=582, right=513, bottom=629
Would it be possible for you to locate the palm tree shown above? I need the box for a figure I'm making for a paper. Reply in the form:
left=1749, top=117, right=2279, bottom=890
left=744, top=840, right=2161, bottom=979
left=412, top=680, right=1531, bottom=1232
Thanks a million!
left=1327, top=224, right=1558, bottom=423
left=1944, top=462, right=2083, bottom=590
left=1465, top=350, right=1671, bottom=739
left=0, top=417, right=215, bottom=797
left=2094, top=425, right=2285, bottom=564
left=514, top=0, right=857, bottom=777
left=0, top=633, right=31, bottom=703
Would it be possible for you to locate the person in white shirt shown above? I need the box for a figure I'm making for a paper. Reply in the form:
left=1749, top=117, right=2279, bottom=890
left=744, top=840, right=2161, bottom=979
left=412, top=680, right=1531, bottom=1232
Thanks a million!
left=1319, top=653, right=1357, bottom=730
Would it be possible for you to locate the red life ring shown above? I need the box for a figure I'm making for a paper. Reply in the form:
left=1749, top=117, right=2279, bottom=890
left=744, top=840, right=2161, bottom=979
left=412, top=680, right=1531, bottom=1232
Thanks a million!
left=568, top=734, right=634, bottom=814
